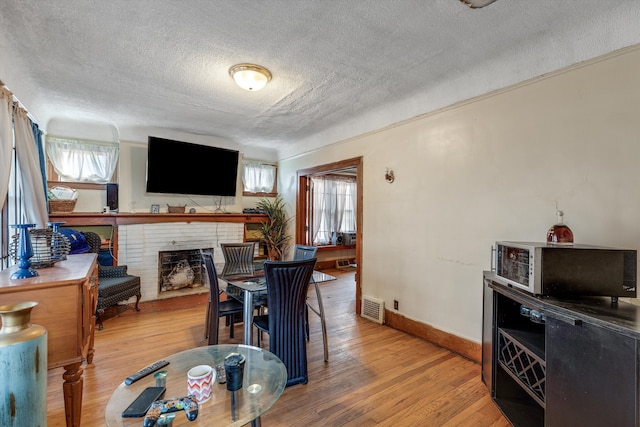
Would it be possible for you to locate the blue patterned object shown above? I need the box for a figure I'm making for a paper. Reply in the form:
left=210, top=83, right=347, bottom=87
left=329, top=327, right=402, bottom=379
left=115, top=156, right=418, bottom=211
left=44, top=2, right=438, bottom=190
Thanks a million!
left=59, top=228, right=90, bottom=254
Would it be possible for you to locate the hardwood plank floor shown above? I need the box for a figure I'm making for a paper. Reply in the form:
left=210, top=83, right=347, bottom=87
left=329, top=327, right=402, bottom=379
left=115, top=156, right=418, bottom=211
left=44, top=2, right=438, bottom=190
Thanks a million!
left=45, top=268, right=509, bottom=426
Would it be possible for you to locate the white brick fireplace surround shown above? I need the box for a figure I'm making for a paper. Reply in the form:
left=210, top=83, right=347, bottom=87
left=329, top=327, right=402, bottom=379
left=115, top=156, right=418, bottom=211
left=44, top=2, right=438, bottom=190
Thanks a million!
left=117, top=222, right=244, bottom=301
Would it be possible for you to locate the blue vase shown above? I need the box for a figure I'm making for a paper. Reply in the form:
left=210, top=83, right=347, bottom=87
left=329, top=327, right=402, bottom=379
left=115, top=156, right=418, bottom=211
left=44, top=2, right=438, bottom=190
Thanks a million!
left=10, top=224, right=38, bottom=279
left=0, top=301, right=48, bottom=426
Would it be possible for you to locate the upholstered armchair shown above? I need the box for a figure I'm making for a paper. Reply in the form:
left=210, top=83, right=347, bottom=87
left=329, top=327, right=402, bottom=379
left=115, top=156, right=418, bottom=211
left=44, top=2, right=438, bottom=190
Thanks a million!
left=82, top=231, right=141, bottom=330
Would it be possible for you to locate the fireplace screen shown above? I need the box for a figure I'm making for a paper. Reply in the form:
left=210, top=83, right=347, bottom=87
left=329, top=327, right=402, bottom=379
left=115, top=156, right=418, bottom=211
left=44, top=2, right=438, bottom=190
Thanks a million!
left=158, top=248, right=212, bottom=292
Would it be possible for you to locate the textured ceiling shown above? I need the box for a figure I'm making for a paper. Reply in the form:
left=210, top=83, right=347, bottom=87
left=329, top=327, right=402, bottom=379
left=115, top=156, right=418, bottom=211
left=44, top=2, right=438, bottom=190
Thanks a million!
left=1, top=0, right=640, bottom=161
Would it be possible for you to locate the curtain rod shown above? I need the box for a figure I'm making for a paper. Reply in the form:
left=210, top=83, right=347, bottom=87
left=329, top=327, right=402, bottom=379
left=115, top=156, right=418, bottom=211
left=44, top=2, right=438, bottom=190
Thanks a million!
left=1, top=79, right=40, bottom=125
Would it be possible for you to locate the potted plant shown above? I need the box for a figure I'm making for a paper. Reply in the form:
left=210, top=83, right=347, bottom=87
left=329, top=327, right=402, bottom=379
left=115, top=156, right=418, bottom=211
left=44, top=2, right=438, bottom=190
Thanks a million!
left=256, top=195, right=292, bottom=261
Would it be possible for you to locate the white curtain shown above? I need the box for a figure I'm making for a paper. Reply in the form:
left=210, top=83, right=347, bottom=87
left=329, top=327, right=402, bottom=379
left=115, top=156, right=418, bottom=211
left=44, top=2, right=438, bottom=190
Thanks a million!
left=46, top=136, right=118, bottom=183
left=311, top=176, right=357, bottom=245
left=242, top=162, right=276, bottom=193
left=13, top=106, right=48, bottom=227
left=311, top=178, right=328, bottom=243
left=0, top=86, right=12, bottom=209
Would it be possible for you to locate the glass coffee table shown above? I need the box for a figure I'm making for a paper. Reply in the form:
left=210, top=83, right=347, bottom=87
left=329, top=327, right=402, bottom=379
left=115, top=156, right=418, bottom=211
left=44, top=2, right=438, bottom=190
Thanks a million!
left=105, top=344, right=287, bottom=426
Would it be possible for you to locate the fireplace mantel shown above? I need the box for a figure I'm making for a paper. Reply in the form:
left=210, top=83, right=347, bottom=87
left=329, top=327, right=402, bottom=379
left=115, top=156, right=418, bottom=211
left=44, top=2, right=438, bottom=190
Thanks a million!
left=50, top=212, right=266, bottom=226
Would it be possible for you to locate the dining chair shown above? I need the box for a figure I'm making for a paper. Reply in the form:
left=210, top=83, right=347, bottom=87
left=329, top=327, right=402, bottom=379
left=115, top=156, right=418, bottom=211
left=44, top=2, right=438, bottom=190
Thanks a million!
left=293, top=244, right=329, bottom=362
left=201, top=251, right=245, bottom=345
left=220, top=242, right=256, bottom=276
left=252, top=258, right=317, bottom=386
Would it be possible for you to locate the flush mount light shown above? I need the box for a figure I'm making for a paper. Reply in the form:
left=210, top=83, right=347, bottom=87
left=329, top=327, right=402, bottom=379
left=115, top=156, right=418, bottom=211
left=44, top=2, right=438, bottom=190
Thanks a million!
left=229, top=64, right=272, bottom=91
left=459, top=0, right=498, bottom=8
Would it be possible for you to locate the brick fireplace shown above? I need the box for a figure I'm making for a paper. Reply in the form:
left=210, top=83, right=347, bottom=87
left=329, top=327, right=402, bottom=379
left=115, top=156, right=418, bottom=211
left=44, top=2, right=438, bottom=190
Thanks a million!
left=117, top=222, right=244, bottom=301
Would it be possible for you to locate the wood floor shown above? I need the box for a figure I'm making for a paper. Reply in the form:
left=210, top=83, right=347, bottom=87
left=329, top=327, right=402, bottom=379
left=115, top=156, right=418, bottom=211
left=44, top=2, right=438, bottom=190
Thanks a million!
left=45, top=268, right=509, bottom=426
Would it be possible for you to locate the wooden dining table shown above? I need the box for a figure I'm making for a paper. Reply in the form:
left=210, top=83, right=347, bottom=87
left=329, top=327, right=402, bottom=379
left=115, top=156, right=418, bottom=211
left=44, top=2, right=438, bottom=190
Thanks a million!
left=220, top=269, right=336, bottom=345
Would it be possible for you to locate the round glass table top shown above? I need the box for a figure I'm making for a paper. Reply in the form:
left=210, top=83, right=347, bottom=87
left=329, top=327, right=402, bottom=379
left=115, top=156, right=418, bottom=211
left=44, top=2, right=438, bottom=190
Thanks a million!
left=105, top=344, right=287, bottom=426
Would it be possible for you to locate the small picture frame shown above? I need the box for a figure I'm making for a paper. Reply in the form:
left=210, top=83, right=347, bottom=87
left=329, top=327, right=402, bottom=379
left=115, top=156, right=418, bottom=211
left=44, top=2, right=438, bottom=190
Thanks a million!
left=151, top=204, right=160, bottom=214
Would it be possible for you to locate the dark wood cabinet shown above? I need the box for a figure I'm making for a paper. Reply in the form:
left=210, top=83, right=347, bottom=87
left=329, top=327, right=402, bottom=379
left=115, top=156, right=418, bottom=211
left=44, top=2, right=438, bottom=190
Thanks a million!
left=483, top=271, right=640, bottom=427
left=546, top=315, right=637, bottom=426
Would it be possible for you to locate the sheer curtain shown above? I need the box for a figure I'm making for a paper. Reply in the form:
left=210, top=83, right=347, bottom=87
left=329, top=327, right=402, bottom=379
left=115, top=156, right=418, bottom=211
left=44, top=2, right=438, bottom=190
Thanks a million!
left=14, top=106, right=48, bottom=228
left=243, top=162, right=276, bottom=193
left=0, top=86, right=12, bottom=209
left=310, top=175, right=357, bottom=245
left=46, top=136, right=118, bottom=183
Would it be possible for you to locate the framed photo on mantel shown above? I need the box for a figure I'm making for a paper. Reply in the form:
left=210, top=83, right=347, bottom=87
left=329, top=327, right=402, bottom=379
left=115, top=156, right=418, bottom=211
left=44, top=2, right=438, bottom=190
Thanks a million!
left=151, top=204, right=160, bottom=214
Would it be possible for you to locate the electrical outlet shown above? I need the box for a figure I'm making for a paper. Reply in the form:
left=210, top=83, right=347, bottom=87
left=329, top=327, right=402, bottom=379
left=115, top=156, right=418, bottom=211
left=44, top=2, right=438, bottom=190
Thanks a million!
left=393, top=300, right=399, bottom=310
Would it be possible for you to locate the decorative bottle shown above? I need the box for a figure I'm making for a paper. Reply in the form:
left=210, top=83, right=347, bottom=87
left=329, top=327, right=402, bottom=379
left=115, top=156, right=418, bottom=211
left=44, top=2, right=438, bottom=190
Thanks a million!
left=0, top=301, right=48, bottom=426
left=546, top=210, right=574, bottom=245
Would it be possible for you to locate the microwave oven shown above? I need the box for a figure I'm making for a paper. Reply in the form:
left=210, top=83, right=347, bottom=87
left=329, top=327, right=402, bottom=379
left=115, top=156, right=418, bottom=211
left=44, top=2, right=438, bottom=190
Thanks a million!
left=493, top=241, right=637, bottom=298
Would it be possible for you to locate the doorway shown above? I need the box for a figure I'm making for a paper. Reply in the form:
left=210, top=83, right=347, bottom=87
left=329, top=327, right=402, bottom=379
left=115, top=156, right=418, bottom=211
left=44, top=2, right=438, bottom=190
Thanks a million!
left=296, top=157, right=362, bottom=314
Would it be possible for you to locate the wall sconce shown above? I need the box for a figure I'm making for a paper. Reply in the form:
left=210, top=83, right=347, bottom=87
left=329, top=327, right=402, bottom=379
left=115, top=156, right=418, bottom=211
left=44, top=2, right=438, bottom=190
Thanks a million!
left=229, top=63, right=272, bottom=91
left=385, top=168, right=395, bottom=183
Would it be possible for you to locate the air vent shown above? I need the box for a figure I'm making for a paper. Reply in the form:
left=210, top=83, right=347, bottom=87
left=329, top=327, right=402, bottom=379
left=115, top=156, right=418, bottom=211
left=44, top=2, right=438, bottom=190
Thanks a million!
left=335, top=259, right=351, bottom=269
left=361, top=295, right=384, bottom=324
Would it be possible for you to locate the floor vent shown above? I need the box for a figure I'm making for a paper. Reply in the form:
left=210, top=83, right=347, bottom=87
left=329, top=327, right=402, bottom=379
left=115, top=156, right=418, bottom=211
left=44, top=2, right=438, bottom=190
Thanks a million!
left=361, top=295, right=384, bottom=324
left=335, top=259, right=351, bottom=269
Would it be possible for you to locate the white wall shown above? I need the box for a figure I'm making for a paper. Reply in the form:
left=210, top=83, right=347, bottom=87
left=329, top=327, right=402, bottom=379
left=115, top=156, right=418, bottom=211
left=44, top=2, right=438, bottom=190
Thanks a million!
left=278, top=45, right=640, bottom=344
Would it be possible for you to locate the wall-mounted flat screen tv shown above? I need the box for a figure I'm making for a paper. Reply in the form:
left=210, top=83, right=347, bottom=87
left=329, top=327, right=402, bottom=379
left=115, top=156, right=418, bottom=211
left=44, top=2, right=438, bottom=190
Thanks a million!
left=145, top=136, right=239, bottom=197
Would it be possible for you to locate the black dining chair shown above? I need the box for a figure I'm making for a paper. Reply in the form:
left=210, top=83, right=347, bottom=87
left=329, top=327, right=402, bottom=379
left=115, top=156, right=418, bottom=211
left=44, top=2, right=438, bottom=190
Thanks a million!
left=293, top=245, right=329, bottom=362
left=252, top=258, right=317, bottom=386
left=201, top=251, right=245, bottom=345
left=220, top=242, right=256, bottom=276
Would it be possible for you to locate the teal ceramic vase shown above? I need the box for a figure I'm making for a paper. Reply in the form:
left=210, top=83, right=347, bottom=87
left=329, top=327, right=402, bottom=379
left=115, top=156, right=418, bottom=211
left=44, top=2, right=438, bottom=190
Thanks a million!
left=0, top=301, right=48, bottom=427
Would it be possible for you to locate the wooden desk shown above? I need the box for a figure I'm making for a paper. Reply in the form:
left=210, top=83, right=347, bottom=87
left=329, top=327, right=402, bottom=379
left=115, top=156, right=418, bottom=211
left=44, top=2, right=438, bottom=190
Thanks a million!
left=0, top=253, right=98, bottom=427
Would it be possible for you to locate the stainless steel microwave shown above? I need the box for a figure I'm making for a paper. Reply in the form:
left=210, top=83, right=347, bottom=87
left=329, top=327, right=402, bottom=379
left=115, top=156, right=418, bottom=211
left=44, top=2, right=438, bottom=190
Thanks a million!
left=493, top=241, right=637, bottom=298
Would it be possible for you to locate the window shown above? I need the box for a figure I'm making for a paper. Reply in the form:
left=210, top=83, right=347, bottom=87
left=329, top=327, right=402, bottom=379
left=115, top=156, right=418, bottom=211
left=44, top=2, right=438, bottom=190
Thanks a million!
left=46, top=136, right=118, bottom=184
left=309, top=175, right=357, bottom=245
left=242, top=161, right=277, bottom=196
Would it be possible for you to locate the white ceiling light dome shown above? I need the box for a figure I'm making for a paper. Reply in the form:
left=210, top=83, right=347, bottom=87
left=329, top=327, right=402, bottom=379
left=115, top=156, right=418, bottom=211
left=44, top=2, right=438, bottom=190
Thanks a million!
left=229, top=64, right=272, bottom=91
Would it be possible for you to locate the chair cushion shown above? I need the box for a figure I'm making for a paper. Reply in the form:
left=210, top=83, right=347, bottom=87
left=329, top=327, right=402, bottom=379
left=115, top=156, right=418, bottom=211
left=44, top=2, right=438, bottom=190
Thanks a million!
left=98, top=275, right=140, bottom=298
left=253, top=315, right=269, bottom=332
left=219, top=299, right=244, bottom=316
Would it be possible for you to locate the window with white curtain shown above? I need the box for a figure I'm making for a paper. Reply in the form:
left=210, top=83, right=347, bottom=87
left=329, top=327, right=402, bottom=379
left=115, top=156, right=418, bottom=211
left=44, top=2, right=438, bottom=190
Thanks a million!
left=46, top=136, right=118, bottom=183
left=242, top=161, right=277, bottom=194
left=310, top=175, right=357, bottom=245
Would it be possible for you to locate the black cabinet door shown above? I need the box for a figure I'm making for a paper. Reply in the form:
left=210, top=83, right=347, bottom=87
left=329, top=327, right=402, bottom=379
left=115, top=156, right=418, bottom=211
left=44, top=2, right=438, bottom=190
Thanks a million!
left=481, top=275, right=494, bottom=393
left=546, top=315, right=637, bottom=426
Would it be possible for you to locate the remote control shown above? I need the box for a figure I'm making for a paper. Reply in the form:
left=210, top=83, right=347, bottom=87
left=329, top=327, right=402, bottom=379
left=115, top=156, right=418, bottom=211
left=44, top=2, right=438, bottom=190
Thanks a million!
left=125, top=360, right=170, bottom=386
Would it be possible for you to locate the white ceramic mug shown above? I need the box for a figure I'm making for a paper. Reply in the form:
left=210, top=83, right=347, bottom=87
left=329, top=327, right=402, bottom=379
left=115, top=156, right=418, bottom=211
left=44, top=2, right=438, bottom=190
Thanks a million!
left=187, top=365, right=214, bottom=404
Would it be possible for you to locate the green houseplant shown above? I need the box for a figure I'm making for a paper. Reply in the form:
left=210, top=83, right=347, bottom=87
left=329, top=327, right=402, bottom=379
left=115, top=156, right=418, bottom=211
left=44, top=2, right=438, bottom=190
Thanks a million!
left=256, top=195, right=292, bottom=261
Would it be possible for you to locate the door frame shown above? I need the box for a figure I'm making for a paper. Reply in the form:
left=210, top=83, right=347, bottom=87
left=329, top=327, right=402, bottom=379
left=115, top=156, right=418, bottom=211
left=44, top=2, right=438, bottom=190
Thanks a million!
left=296, top=157, right=363, bottom=315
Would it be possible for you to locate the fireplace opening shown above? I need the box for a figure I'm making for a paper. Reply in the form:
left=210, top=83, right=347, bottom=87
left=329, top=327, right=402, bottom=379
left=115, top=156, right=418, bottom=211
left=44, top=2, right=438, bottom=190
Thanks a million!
left=158, top=248, right=212, bottom=293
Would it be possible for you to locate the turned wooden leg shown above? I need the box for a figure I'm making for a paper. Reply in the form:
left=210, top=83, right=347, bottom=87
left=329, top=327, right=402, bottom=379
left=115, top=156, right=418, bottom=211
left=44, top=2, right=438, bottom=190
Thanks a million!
left=63, top=361, right=84, bottom=427
left=134, top=293, right=141, bottom=311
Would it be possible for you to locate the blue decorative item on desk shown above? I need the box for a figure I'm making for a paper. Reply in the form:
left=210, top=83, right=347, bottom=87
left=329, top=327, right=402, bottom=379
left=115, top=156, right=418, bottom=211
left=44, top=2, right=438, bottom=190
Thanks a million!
left=48, top=221, right=67, bottom=261
left=11, top=223, right=38, bottom=279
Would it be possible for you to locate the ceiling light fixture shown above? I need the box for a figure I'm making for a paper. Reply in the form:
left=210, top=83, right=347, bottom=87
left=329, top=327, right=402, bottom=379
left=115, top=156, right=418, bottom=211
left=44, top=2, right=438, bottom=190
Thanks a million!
left=459, top=0, right=498, bottom=8
left=229, top=64, right=272, bottom=91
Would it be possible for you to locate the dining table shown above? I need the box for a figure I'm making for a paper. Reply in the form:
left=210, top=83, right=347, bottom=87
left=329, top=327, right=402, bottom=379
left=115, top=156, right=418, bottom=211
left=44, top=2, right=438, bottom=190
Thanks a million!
left=220, top=267, right=336, bottom=345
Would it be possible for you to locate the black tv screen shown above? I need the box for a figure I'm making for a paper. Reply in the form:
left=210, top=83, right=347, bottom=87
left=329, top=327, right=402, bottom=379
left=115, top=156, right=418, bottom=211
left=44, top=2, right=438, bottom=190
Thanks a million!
left=146, top=136, right=239, bottom=197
